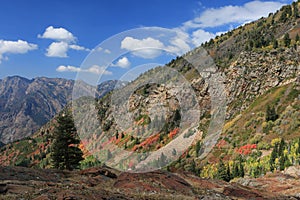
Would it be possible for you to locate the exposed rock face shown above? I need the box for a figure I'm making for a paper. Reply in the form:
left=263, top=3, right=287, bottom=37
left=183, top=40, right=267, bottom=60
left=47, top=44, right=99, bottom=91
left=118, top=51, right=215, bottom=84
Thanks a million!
left=0, top=76, right=117, bottom=144
left=224, top=49, right=300, bottom=118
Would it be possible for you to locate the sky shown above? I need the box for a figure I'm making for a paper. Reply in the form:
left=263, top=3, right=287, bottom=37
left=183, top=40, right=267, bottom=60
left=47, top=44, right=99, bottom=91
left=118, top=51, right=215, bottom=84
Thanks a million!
left=0, top=0, right=294, bottom=83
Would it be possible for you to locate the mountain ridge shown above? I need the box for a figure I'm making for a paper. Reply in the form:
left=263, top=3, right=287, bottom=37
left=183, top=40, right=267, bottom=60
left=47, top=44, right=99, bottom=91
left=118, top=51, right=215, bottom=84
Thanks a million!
left=0, top=76, right=118, bottom=144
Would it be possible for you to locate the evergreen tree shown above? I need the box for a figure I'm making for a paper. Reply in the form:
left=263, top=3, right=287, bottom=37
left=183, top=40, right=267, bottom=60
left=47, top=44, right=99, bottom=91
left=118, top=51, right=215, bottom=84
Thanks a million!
left=293, top=2, right=299, bottom=19
left=239, top=162, right=245, bottom=177
left=195, top=141, right=201, bottom=157
left=273, top=39, right=278, bottom=49
left=279, top=154, right=286, bottom=171
left=190, top=159, right=196, bottom=173
left=284, top=33, right=291, bottom=47
left=266, top=105, right=278, bottom=122
left=233, top=163, right=240, bottom=178
left=226, top=163, right=232, bottom=181
left=269, top=144, right=278, bottom=171
left=51, top=111, right=83, bottom=170
left=217, top=160, right=229, bottom=181
left=278, top=138, right=285, bottom=157
left=173, top=109, right=181, bottom=127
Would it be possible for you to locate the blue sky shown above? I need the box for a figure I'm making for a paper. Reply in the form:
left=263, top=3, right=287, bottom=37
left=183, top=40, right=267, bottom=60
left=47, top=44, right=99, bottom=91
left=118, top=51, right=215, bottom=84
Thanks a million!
left=0, top=0, right=294, bottom=82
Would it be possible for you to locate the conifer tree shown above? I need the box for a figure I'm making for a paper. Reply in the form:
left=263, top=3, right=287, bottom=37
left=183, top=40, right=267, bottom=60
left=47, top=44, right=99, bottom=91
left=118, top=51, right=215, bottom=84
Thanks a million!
left=233, top=163, right=240, bottom=178
left=239, top=162, right=245, bottom=177
left=266, top=105, right=278, bottom=122
left=217, top=160, right=229, bottom=181
left=284, top=33, right=291, bottom=47
left=195, top=141, right=201, bottom=157
left=51, top=111, right=83, bottom=170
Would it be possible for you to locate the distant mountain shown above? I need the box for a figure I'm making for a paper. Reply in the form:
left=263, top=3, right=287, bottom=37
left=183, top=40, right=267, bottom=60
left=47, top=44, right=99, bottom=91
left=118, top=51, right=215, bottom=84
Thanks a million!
left=0, top=76, right=117, bottom=144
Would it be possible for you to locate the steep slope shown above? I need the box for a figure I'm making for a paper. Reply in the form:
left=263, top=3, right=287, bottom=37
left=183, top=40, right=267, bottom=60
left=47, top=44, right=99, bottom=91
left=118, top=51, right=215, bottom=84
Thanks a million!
left=0, top=76, right=118, bottom=144
left=1, top=0, right=300, bottom=185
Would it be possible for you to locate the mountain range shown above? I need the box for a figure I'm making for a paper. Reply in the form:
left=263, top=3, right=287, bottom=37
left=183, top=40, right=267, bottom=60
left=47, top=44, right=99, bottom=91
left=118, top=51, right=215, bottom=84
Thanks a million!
left=0, top=76, right=117, bottom=144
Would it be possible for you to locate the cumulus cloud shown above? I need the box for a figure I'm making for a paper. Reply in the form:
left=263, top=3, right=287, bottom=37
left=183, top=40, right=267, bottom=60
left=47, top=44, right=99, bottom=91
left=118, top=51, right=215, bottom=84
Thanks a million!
left=56, top=65, right=80, bottom=72
left=38, top=26, right=76, bottom=42
left=183, top=1, right=283, bottom=29
left=120, top=35, right=193, bottom=58
left=56, top=64, right=112, bottom=75
left=191, top=29, right=215, bottom=46
left=121, top=37, right=165, bottom=59
left=39, top=26, right=90, bottom=58
left=0, top=39, right=37, bottom=63
left=46, top=41, right=69, bottom=57
left=114, top=57, right=131, bottom=68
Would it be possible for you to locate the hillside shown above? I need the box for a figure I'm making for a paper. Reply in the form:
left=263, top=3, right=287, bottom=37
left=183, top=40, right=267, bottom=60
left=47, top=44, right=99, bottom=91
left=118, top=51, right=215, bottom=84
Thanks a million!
left=1, top=0, right=300, bottom=170
left=0, top=76, right=117, bottom=144
left=0, top=1, right=300, bottom=199
left=1, top=165, right=300, bottom=199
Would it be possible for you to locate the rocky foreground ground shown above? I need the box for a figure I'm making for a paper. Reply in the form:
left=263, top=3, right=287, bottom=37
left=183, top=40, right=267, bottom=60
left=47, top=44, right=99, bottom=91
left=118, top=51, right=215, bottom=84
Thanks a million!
left=0, top=166, right=300, bottom=200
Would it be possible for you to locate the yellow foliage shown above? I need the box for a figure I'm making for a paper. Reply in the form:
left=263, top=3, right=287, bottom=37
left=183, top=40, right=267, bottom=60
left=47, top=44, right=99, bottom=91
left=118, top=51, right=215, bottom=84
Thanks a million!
left=271, top=138, right=281, bottom=147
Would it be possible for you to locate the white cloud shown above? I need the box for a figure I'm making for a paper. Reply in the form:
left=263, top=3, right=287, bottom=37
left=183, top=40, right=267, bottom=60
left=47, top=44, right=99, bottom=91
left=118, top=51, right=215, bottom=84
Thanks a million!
left=87, top=65, right=112, bottom=75
left=39, top=26, right=90, bottom=58
left=38, top=26, right=76, bottom=42
left=91, top=47, right=111, bottom=54
left=191, top=29, right=215, bottom=46
left=166, top=30, right=191, bottom=55
left=56, top=64, right=112, bottom=75
left=46, top=41, right=69, bottom=57
left=56, top=65, right=80, bottom=72
left=121, top=36, right=165, bottom=59
left=120, top=35, right=192, bottom=58
left=0, top=39, right=37, bottom=63
left=69, top=44, right=90, bottom=51
left=114, top=57, right=131, bottom=68
left=183, top=1, right=284, bottom=29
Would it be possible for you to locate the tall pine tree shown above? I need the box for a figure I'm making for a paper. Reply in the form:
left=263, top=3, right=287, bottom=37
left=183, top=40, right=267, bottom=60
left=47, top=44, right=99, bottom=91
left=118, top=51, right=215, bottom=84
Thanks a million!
left=51, top=111, right=83, bottom=170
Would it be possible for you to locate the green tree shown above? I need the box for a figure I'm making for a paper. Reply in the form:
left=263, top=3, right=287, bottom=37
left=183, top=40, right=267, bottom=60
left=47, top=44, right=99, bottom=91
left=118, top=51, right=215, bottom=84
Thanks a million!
left=239, top=162, right=245, bottom=177
left=195, top=141, right=201, bottom=157
left=51, top=111, right=83, bottom=170
left=273, top=39, right=278, bottom=49
left=217, top=160, right=230, bottom=181
left=269, top=144, right=278, bottom=171
left=233, top=163, right=239, bottom=178
left=266, top=105, right=278, bottom=122
left=293, top=2, right=299, bottom=19
left=278, top=138, right=285, bottom=157
left=284, top=33, right=291, bottom=47
left=226, top=163, right=232, bottom=181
